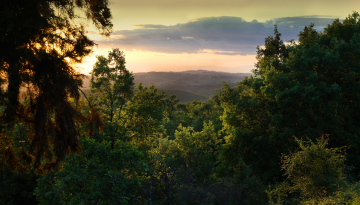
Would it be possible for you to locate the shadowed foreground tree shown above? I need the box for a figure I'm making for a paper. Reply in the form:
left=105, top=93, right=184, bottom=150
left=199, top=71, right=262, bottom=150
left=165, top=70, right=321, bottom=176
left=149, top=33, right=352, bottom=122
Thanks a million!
left=0, top=0, right=112, bottom=173
left=35, top=138, right=147, bottom=205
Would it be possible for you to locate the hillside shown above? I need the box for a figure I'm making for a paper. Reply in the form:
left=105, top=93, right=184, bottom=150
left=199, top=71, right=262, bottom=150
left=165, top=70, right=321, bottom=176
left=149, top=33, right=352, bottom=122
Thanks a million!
left=82, top=70, right=252, bottom=103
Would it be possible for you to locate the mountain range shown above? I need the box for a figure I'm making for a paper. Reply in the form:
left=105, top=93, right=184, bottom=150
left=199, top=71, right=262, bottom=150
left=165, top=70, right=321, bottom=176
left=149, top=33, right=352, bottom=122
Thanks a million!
left=82, top=70, right=252, bottom=103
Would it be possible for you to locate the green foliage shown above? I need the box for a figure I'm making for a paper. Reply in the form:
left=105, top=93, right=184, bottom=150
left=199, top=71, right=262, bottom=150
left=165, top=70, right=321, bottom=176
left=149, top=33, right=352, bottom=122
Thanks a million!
left=283, top=138, right=346, bottom=198
left=261, top=13, right=360, bottom=178
left=90, top=48, right=134, bottom=123
left=268, top=137, right=346, bottom=204
left=269, top=182, right=360, bottom=205
left=165, top=100, right=223, bottom=138
left=125, top=84, right=171, bottom=151
left=147, top=121, right=265, bottom=204
left=148, top=122, right=223, bottom=204
left=172, top=122, right=221, bottom=182
left=0, top=168, right=38, bottom=205
left=217, top=12, right=360, bottom=182
left=217, top=80, right=277, bottom=181
left=89, top=48, right=134, bottom=146
left=35, top=138, right=147, bottom=205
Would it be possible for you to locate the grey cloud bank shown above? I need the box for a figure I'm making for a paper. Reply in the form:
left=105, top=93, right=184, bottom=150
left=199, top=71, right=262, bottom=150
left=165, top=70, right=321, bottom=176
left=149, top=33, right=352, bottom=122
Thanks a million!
left=98, top=16, right=337, bottom=55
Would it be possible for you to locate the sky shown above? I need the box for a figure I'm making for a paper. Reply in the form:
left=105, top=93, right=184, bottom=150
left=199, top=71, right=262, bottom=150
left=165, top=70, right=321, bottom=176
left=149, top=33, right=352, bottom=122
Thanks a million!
left=78, top=0, right=360, bottom=74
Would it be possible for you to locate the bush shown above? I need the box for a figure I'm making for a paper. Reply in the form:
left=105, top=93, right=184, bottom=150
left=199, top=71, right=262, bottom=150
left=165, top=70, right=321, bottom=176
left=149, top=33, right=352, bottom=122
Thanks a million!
left=269, top=137, right=347, bottom=204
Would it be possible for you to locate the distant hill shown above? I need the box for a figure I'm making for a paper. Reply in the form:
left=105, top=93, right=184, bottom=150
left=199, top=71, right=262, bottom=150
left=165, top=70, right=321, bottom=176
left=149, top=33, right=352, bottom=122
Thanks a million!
left=133, top=70, right=252, bottom=102
left=81, top=70, right=252, bottom=103
left=162, top=89, right=208, bottom=102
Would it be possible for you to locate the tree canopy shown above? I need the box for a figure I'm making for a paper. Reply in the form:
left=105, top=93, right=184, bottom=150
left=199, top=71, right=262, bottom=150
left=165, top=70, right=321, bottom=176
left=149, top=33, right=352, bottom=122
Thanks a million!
left=3, top=8, right=360, bottom=205
left=217, top=12, right=360, bottom=182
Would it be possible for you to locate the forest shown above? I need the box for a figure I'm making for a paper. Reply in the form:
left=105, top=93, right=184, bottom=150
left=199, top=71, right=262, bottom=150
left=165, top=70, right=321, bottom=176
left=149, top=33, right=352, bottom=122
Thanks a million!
left=2, top=0, right=360, bottom=204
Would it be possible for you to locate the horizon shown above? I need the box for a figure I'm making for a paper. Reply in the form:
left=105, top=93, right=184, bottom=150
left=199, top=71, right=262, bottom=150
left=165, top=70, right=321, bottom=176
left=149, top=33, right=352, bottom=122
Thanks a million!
left=84, top=69, right=254, bottom=75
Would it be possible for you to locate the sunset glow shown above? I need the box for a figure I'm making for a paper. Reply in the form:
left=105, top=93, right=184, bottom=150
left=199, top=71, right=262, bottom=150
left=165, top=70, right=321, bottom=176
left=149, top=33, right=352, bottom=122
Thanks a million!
left=78, top=0, right=360, bottom=74
left=80, top=49, right=257, bottom=74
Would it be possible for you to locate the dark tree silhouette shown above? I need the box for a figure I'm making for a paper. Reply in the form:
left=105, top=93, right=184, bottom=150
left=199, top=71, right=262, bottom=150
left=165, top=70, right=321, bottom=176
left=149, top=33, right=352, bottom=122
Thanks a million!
left=0, top=0, right=112, bottom=173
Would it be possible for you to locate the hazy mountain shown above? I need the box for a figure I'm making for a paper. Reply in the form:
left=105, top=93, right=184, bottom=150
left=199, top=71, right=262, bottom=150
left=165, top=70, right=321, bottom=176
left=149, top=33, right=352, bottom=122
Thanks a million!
left=133, top=70, right=251, bottom=102
left=82, top=70, right=252, bottom=103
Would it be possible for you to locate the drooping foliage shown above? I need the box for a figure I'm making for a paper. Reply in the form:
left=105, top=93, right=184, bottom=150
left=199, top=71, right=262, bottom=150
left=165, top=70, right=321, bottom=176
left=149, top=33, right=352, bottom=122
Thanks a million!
left=0, top=0, right=112, bottom=173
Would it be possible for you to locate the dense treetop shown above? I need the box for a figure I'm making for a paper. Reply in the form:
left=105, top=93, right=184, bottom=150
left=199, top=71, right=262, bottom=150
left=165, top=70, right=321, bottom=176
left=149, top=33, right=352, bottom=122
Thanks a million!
left=218, top=12, right=360, bottom=182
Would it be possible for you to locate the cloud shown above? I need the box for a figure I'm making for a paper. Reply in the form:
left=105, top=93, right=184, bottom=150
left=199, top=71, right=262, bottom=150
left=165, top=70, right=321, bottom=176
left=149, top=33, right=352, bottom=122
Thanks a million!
left=264, top=16, right=337, bottom=40
left=96, top=16, right=336, bottom=55
left=134, top=24, right=167, bottom=29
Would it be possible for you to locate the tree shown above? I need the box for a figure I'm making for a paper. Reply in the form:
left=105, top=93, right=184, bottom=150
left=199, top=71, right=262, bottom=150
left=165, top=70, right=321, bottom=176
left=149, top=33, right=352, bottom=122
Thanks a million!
left=218, top=12, right=360, bottom=182
left=0, top=0, right=112, bottom=173
left=89, top=48, right=134, bottom=146
left=125, top=84, right=169, bottom=151
left=152, top=121, right=265, bottom=204
left=149, top=122, right=221, bottom=204
left=171, top=122, right=221, bottom=183
left=260, top=13, right=360, bottom=177
left=35, top=138, right=147, bottom=205
left=163, top=100, right=223, bottom=139
left=217, top=79, right=276, bottom=182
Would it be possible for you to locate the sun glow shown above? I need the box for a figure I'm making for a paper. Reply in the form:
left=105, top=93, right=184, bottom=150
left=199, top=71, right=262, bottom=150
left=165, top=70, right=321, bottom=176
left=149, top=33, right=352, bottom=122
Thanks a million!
left=78, top=47, right=256, bottom=74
